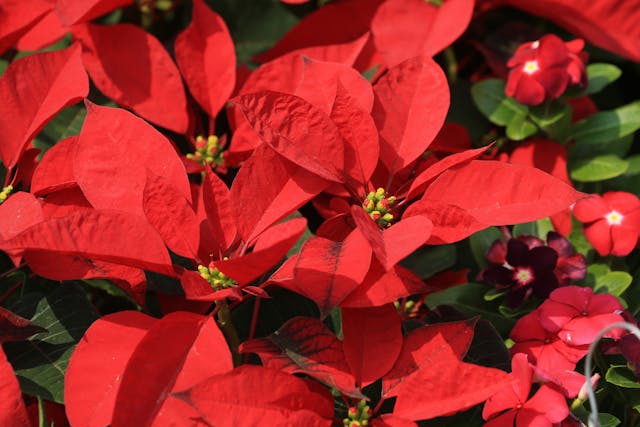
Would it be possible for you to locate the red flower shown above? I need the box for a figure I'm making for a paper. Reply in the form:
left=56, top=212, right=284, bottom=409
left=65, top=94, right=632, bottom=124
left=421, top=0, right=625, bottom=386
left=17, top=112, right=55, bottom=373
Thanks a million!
left=573, top=191, right=640, bottom=256
left=505, top=34, right=587, bottom=105
left=482, top=353, right=569, bottom=427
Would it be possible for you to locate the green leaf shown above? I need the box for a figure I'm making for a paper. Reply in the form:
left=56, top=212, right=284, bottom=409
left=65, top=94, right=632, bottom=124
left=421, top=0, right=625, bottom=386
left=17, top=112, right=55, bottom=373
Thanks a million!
left=468, top=227, right=502, bottom=268
left=505, top=114, right=538, bottom=141
left=41, top=105, right=86, bottom=143
left=425, top=282, right=515, bottom=336
left=3, top=285, right=99, bottom=403
left=286, top=224, right=313, bottom=258
left=0, top=59, right=8, bottom=76
left=568, top=228, right=594, bottom=258
left=400, top=244, right=456, bottom=280
left=594, top=271, right=633, bottom=296
left=605, top=365, right=640, bottom=389
left=529, top=101, right=572, bottom=141
left=570, top=154, right=629, bottom=182
left=512, top=221, right=537, bottom=237
left=470, top=79, right=529, bottom=126
left=596, top=413, right=621, bottom=427
left=464, top=320, right=511, bottom=372
left=571, top=133, right=634, bottom=160
left=483, top=288, right=505, bottom=302
left=571, top=101, right=640, bottom=145
left=584, top=63, right=622, bottom=95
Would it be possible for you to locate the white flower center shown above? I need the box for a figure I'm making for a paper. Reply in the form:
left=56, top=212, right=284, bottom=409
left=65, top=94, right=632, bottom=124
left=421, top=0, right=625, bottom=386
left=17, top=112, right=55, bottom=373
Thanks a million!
left=523, top=60, right=539, bottom=75
left=513, top=267, right=534, bottom=285
left=605, top=210, right=624, bottom=226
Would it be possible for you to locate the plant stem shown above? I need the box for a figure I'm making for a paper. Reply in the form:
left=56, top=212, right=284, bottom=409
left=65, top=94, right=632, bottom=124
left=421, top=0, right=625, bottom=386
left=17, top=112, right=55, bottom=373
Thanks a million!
left=244, top=296, right=262, bottom=363
left=215, top=299, right=241, bottom=366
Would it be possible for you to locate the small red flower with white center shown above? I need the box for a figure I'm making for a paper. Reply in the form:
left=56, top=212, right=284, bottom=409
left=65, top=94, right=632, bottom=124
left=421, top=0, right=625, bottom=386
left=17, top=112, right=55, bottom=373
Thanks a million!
left=505, top=34, right=587, bottom=105
left=573, top=191, right=640, bottom=256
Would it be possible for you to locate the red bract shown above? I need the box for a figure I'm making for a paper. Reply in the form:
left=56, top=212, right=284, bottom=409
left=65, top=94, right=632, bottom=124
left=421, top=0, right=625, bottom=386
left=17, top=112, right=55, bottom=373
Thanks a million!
left=573, top=191, right=640, bottom=256
left=0, top=0, right=52, bottom=54
left=0, top=44, right=88, bottom=170
left=505, top=34, right=587, bottom=105
left=0, top=346, right=30, bottom=427
left=55, top=0, right=132, bottom=26
left=482, top=353, right=569, bottom=427
left=73, top=23, right=189, bottom=133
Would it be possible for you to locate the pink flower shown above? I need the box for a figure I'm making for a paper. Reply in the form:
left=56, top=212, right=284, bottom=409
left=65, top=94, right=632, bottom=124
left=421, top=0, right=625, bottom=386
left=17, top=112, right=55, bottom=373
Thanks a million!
left=483, top=353, right=569, bottom=427
left=538, top=286, right=624, bottom=346
left=505, top=34, right=587, bottom=105
left=573, top=191, right=640, bottom=256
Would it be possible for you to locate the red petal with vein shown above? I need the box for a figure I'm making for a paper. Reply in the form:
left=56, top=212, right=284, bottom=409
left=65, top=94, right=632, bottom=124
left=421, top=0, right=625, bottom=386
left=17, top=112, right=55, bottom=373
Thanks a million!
left=341, top=262, right=428, bottom=308
left=0, top=0, right=51, bottom=55
left=0, top=347, right=30, bottom=427
left=351, top=206, right=433, bottom=271
left=253, top=0, right=384, bottom=67
left=55, top=0, right=132, bottom=25
left=406, top=145, right=490, bottom=201
left=16, top=9, right=67, bottom=52
left=73, top=23, right=188, bottom=133
left=293, top=229, right=372, bottom=316
left=0, top=44, right=88, bottom=168
left=404, top=200, right=488, bottom=244
left=372, top=55, right=449, bottom=175
left=289, top=32, right=370, bottom=69
left=24, top=251, right=147, bottom=303
left=392, top=334, right=512, bottom=420
left=31, top=136, right=78, bottom=196
left=383, top=319, right=477, bottom=398
left=372, top=0, right=474, bottom=67
left=174, top=0, right=235, bottom=119
left=423, top=160, right=584, bottom=225
left=143, top=173, right=201, bottom=260
left=488, top=0, right=640, bottom=61
left=0, top=192, right=44, bottom=240
left=0, top=306, right=47, bottom=343
left=74, top=102, right=190, bottom=216
left=373, top=415, right=418, bottom=427
left=0, top=210, right=173, bottom=275
left=215, top=217, right=307, bottom=286
left=175, top=365, right=333, bottom=427
left=230, top=144, right=328, bottom=242
left=111, top=312, right=233, bottom=426
left=343, top=304, right=402, bottom=386
left=40, top=186, right=93, bottom=218
left=65, top=311, right=157, bottom=427
left=202, top=170, right=236, bottom=254
left=231, top=91, right=345, bottom=183
left=330, top=82, right=379, bottom=191
left=239, top=317, right=360, bottom=397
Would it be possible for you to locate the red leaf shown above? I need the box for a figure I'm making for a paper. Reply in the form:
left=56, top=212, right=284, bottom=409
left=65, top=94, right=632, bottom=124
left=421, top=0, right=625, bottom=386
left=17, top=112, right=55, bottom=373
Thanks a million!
left=372, top=415, right=418, bottom=427
left=55, top=0, right=132, bottom=25
left=15, top=8, right=67, bottom=52
left=74, top=102, right=191, bottom=217
left=342, top=304, right=403, bottom=386
left=382, top=319, right=477, bottom=398
left=0, top=210, right=174, bottom=275
left=239, top=317, right=362, bottom=397
left=73, top=23, right=188, bottom=133
left=403, top=200, right=488, bottom=244
left=0, top=306, right=47, bottom=343
left=488, top=0, right=640, bottom=61
left=65, top=311, right=157, bottom=427
left=422, top=160, right=584, bottom=225
left=0, top=44, right=88, bottom=168
left=174, top=0, right=235, bottom=119
left=371, top=0, right=474, bottom=67
left=0, top=192, right=44, bottom=241
left=231, top=91, right=345, bottom=182
left=143, top=173, right=201, bottom=260
left=405, top=145, right=491, bottom=201
left=509, top=138, right=570, bottom=183
left=293, top=229, right=372, bottom=316
left=0, top=346, right=30, bottom=427
left=392, top=334, right=512, bottom=420
left=111, top=312, right=233, bottom=426
left=253, top=0, right=383, bottom=67
left=0, top=0, right=51, bottom=55
left=31, top=136, right=78, bottom=196
left=202, top=170, right=236, bottom=254
left=372, top=55, right=449, bottom=175
left=230, top=143, right=328, bottom=243
left=174, top=365, right=333, bottom=427
left=39, top=186, right=93, bottom=219
left=351, top=206, right=433, bottom=271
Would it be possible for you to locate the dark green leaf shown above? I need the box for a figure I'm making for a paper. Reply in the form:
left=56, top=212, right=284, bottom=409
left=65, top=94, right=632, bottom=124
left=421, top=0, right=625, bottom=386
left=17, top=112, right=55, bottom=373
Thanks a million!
left=470, top=79, right=529, bottom=126
left=529, top=101, right=572, bottom=141
left=464, top=319, right=511, bottom=371
left=605, top=365, right=640, bottom=389
left=468, top=227, right=501, bottom=269
left=571, top=101, right=640, bottom=145
left=3, top=285, right=99, bottom=403
left=585, top=63, right=622, bottom=95
left=570, top=154, right=629, bottom=182
left=400, top=244, right=456, bottom=280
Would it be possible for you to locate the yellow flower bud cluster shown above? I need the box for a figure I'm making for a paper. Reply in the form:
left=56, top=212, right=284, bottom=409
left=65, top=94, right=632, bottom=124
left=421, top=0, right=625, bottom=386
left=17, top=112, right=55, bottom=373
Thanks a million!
left=197, top=260, right=237, bottom=291
left=362, top=187, right=396, bottom=228
left=343, top=399, right=372, bottom=427
left=187, top=135, right=224, bottom=167
left=0, top=185, right=13, bottom=204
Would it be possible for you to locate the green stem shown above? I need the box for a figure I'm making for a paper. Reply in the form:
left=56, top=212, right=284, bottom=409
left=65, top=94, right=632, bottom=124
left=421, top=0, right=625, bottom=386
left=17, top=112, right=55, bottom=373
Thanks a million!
left=216, top=299, right=241, bottom=366
left=443, top=47, right=457, bottom=83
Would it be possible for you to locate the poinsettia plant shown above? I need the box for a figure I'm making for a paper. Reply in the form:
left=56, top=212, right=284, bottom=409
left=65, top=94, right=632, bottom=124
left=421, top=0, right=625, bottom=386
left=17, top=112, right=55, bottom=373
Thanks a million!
left=1, top=0, right=640, bottom=426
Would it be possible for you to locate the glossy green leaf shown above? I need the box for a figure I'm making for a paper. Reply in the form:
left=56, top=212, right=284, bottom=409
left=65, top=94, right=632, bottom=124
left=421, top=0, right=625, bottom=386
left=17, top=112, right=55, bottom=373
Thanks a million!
left=570, top=154, right=629, bottom=182
left=529, top=100, right=572, bottom=141
left=571, top=101, right=640, bottom=145
left=594, top=271, right=633, bottom=296
left=400, top=244, right=456, bottom=280
left=605, top=365, right=640, bottom=389
left=470, top=79, right=529, bottom=126
left=584, top=63, right=622, bottom=95
left=468, top=227, right=501, bottom=268
left=505, top=113, right=538, bottom=141
left=3, top=285, right=99, bottom=403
